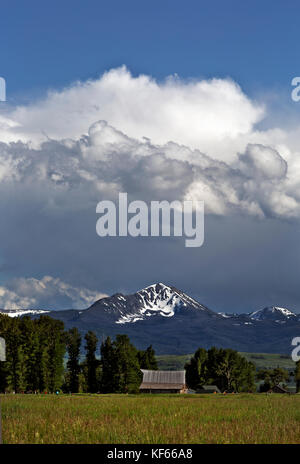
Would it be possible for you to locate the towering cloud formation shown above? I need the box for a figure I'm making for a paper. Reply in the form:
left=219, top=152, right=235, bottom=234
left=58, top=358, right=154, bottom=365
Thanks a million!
left=0, top=119, right=298, bottom=219
left=0, top=67, right=264, bottom=160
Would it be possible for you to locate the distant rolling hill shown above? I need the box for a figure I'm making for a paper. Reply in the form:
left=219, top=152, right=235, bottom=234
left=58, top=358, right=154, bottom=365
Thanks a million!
left=156, top=352, right=296, bottom=371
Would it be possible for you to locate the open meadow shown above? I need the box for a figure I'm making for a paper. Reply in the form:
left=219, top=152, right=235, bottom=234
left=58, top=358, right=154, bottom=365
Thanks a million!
left=1, top=393, right=300, bottom=444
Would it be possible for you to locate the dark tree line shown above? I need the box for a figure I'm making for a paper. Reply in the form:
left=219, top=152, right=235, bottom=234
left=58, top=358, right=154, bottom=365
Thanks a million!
left=185, top=347, right=256, bottom=392
left=0, top=315, right=65, bottom=393
left=65, top=330, right=157, bottom=394
left=0, top=314, right=157, bottom=393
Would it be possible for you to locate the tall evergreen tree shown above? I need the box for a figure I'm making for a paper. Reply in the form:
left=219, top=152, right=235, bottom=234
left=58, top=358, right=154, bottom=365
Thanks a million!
left=5, top=321, right=22, bottom=392
left=101, top=335, right=143, bottom=393
left=185, top=348, right=208, bottom=390
left=100, top=336, right=118, bottom=393
left=66, top=327, right=81, bottom=393
left=40, top=345, right=51, bottom=392
left=20, top=317, right=40, bottom=391
left=138, top=345, right=158, bottom=370
left=35, top=316, right=66, bottom=392
left=114, top=335, right=143, bottom=393
left=84, top=331, right=99, bottom=393
left=16, top=346, right=28, bottom=392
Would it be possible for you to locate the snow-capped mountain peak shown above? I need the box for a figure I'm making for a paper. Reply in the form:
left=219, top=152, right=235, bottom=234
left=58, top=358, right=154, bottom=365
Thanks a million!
left=112, top=282, right=210, bottom=324
left=249, top=306, right=297, bottom=322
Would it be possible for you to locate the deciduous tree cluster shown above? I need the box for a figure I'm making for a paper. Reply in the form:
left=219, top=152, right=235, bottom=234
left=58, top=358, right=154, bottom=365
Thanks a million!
left=185, top=347, right=256, bottom=392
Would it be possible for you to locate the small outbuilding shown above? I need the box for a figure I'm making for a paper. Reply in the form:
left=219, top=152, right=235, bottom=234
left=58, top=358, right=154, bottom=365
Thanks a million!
left=268, top=384, right=289, bottom=394
left=139, top=369, right=187, bottom=394
left=196, top=385, right=221, bottom=394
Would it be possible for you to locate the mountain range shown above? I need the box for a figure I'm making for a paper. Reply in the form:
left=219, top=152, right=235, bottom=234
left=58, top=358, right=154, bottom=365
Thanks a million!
left=1, top=283, right=299, bottom=355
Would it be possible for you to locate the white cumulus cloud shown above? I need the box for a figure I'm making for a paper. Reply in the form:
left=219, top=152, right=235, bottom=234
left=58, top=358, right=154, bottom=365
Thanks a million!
left=0, top=66, right=265, bottom=163
left=0, top=119, right=299, bottom=219
left=0, top=276, right=107, bottom=310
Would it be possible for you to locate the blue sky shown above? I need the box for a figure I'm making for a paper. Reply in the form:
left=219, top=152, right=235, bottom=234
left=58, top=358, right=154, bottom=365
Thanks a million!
left=0, top=1, right=300, bottom=312
left=1, top=0, right=299, bottom=99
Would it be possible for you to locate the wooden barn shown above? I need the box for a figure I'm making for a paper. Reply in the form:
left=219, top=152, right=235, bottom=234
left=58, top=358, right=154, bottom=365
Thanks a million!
left=139, top=369, right=187, bottom=394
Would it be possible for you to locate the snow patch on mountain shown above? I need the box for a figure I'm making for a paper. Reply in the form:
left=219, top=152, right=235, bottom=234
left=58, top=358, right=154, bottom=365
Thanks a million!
left=218, top=312, right=241, bottom=318
left=249, top=306, right=297, bottom=321
left=0, top=309, right=49, bottom=318
left=218, top=312, right=232, bottom=318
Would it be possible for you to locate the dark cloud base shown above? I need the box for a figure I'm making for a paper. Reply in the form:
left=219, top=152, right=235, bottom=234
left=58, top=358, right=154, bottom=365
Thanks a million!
left=1, top=204, right=299, bottom=313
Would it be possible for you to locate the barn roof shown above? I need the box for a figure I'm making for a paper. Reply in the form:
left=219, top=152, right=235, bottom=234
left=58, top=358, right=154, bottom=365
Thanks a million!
left=140, top=369, right=186, bottom=388
left=270, top=384, right=289, bottom=393
left=140, top=383, right=185, bottom=390
left=197, top=385, right=221, bottom=393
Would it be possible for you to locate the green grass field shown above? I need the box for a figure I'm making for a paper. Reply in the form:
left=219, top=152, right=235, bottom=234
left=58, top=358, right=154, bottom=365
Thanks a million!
left=1, top=393, right=300, bottom=444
